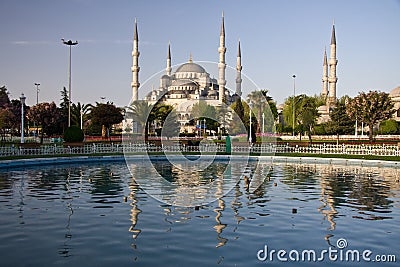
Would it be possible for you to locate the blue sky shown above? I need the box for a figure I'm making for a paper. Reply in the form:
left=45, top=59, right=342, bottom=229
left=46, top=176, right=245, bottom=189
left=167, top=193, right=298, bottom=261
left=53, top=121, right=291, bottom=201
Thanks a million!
left=0, top=0, right=399, bottom=107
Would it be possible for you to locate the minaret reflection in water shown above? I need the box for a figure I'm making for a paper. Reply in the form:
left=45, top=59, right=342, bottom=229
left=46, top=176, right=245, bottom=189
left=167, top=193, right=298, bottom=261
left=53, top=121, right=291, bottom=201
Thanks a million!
left=126, top=160, right=399, bottom=253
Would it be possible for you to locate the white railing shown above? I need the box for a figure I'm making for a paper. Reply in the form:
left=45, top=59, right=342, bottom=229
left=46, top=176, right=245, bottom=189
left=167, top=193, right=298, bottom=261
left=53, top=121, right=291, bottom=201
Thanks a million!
left=0, top=143, right=399, bottom=157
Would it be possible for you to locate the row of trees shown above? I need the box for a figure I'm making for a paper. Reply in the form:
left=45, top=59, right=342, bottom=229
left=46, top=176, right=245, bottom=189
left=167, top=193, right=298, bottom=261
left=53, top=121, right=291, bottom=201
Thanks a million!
left=127, top=89, right=279, bottom=143
left=1, top=82, right=394, bottom=144
left=0, top=86, right=125, bottom=144
left=281, top=90, right=395, bottom=142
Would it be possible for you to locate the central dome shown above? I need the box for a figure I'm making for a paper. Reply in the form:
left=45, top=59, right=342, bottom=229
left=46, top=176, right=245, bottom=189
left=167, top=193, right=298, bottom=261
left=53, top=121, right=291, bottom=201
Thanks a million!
left=175, top=62, right=206, bottom=73
left=390, top=86, right=400, bottom=97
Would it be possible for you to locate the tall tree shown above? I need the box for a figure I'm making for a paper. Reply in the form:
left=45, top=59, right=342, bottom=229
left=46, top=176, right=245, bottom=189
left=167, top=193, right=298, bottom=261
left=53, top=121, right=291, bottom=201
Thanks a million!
left=247, top=90, right=264, bottom=133
left=90, top=103, right=124, bottom=139
left=346, top=90, right=394, bottom=141
left=243, top=101, right=257, bottom=143
left=260, top=90, right=278, bottom=133
left=27, top=102, right=60, bottom=144
left=0, top=108, right=14, bottom=145
left=7, top=99, right=23, bottom=137
left=246, top=89, right=278, bottom=135
left=326, top=97, right=355, bottom=141
left=59, top=87, right=69, bottom=132
left=297, top=96, right=319, bottom=142
left=0, top=86, right=11, bottom=108
left=230, top=98, right=246, bottom=135
left=282, top=94, right=306, bottom=134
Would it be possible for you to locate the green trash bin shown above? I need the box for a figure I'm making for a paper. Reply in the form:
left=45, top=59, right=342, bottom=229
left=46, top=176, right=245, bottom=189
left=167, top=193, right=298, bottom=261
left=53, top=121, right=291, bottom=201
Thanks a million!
left=225, top=135, right=231, bottom=154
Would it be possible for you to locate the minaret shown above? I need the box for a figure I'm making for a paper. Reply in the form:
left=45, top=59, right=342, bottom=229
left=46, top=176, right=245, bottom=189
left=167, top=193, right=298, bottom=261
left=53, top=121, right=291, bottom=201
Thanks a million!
left=322, top=47, right=329, bottom=97
left=328, top=22, right=338, bottom=102
left=218, top=12, right=226, bottom=103
left=131, top=18, right=140, bottom=102
left=189, top=52, right=193, bottom=63
left=235, top=40, right=242, bottom=97
left=166, top=42, right=171, bottom=76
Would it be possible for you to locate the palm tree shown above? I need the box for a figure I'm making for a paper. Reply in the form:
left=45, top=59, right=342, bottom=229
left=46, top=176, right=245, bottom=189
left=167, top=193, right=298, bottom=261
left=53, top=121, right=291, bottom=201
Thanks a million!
left=127, top=100, right=154, bottom=141
left=71, top=102, right=90, bottom=129
left=247, top=90, right=268, bottom=133
left=153, top=103, right=180, bottom=137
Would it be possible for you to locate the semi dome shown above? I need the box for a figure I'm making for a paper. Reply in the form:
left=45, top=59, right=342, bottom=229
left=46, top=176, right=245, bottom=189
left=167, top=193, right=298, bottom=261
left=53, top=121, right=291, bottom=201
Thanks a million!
left=389, top=86, right=400, bottom=97
left=175, top=62, right=206, bottom=74
left=171, top=79, right=198, bottom=87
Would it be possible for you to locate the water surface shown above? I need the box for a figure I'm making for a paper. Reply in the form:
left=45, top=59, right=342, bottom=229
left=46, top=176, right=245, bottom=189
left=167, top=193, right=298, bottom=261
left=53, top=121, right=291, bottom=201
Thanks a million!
left=0, top=161, right=398, bottom=266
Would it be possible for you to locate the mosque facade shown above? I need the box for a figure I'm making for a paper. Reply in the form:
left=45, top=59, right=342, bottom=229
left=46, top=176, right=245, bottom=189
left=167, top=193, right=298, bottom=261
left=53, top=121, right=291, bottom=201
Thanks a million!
left=130, top=15, right=399, bottom=134
left=130, top=14, right=241, bottom=132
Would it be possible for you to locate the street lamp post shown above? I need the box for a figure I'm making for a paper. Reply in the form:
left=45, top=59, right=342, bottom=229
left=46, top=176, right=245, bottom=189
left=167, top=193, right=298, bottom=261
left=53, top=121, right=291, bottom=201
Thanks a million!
left=80, top=106, right=83, bottom=129
left=20, top=93, right=26, bottom=144
left=34, top=83, right=40, bottom=104
left=292, top=74, right=296, bottom=137
left=62, top=39, right=78, bottom=127
left=203, top=118, right=206, bottom=137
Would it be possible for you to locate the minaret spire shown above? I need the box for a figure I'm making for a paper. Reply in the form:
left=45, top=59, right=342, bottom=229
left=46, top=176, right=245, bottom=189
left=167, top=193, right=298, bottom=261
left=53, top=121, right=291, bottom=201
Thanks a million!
left=166, top=41, right=171, bottom=76
left=218, top=11, right=226, bottom=103
left=189, top=52, right=193, bottom=63
left=328, top=22, right=338, bottom=103
left=235, top=39, right=242, bottom=96
left=134, top=18, right=138, bottom=42
left=131, top=18, right=140, bottom=102
left=322, top=47, right=329, bottom=97
left=331, top=22, right=336, bottom=45
left=220, top=11, right=225, bottom=36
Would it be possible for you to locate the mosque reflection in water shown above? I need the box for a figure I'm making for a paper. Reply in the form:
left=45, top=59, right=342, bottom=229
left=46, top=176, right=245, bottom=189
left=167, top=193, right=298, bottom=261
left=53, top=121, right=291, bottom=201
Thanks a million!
left=126, top=160, right=400, bottom=249
left=0, top=159, right=398, bottom=263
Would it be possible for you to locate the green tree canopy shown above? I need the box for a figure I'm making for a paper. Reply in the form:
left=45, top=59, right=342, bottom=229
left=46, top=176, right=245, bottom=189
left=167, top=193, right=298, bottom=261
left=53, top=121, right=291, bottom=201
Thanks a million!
left=297, top=96, right=319, bottom=142
left=71, top=102, right=90, bottom=129
left=326, top=97, right=355, bottom=138
left=27, top=102, right=60, bottom=144
left=0, top=86, right=11, bottom=108
left=58, top=87, right=69, bottom=133
left=282, top=94, right=305, bottom=131
left=230, top=98, right=246, bottom=135
left=0, top=108, right=14, bottom=145
left=191, top=101, right=218, bottom=134
left=128, top=100, right=154, bottom=141
left=346, top=90, right=394, bottom=141
left=151, top=102, right=180, bottom=138
left=283, top=94, right=319, bottom=140
left=90, top=103, right=123, bottom=139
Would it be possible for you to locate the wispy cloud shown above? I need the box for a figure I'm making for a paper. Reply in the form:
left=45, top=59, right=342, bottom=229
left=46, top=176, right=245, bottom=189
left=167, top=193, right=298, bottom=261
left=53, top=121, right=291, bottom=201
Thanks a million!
left=11, top=40, right=53, bottom=45
left=9, top=39, right=165, bottom=46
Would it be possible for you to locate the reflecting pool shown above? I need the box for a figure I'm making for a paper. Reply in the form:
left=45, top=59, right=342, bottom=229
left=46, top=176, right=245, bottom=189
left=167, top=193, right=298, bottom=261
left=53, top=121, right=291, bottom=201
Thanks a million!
left=0, top=160, right=399, bottom=266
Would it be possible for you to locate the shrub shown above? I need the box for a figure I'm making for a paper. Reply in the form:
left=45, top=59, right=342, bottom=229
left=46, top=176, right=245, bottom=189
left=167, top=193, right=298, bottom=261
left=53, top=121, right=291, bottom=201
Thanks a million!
left=379, top=119, right=399, bottom=135
left=64, top=126, right=84, bottom=142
